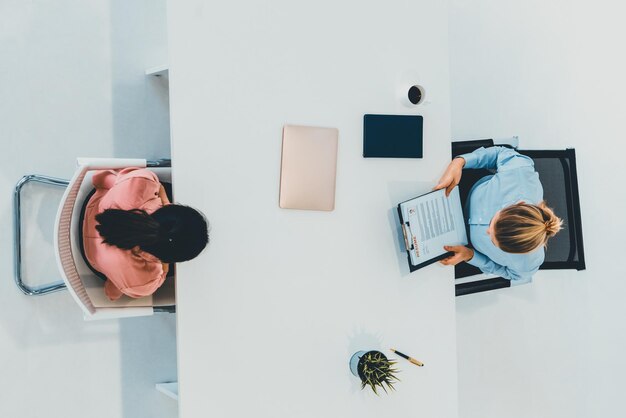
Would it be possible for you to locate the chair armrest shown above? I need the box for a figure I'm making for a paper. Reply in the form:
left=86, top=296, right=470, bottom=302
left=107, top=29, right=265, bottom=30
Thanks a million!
left=455, top=277, right=511, bottom=296
left=76, top=158, right=147, bottom=170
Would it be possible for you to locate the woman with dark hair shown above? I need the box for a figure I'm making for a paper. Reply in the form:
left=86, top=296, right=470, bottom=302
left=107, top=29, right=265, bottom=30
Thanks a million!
left=82, top=168, right=208, bottom=301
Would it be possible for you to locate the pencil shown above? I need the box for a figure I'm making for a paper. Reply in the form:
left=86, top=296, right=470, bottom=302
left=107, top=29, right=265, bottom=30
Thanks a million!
left=390, top=348, right=424, bottom=367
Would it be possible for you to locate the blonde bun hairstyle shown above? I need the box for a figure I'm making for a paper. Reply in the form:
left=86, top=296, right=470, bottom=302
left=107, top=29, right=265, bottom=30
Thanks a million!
left=494, top=201, right=563, bottom=254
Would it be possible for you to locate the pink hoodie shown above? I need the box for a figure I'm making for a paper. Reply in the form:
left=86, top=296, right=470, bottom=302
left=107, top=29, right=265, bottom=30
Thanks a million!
left=82, top=168, right=166, bottom=301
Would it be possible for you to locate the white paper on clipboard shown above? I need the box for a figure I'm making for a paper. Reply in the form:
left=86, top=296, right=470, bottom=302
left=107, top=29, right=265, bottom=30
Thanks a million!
left=399, top=188, right=468, bottom=266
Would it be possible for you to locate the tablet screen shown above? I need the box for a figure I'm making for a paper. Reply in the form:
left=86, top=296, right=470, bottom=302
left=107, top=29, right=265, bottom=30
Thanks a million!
left=363, top=114, right=423, bottom=158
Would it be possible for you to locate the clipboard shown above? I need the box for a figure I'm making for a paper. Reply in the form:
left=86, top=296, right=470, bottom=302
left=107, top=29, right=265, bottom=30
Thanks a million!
left=397, top=188, right=467, bottom=272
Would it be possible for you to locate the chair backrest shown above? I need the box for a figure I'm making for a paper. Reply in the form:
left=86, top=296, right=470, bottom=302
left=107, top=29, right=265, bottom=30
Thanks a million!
left=55, top=164, right=95, bottom=315
left=518, top=149, right=585, bottom=271
left=54, top=158, right=175, bottom=319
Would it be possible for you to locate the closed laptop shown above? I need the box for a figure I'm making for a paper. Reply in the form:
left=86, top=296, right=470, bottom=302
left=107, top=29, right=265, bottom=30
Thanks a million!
left=279, top=125, right=339, bottom=211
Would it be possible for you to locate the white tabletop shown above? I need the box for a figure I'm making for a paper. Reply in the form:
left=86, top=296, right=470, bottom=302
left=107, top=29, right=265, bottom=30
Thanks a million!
left=167, top=1, right=458, bottom=417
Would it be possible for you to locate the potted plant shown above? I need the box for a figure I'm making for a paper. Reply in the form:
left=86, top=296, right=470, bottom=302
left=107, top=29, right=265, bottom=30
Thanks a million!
left=349, top=350, right=400, bottom=395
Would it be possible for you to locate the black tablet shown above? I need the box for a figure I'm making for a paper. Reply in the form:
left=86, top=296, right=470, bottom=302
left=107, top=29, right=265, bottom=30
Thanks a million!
left=363, top=114, right=423, bottom=158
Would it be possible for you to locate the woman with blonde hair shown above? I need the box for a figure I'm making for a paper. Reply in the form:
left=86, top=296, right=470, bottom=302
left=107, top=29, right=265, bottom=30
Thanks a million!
left=434, top=146, right=563, bottom=284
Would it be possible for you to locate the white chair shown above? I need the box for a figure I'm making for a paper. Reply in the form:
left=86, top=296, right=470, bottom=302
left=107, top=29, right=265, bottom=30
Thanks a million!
left=14, top=158, right=176, bottom=320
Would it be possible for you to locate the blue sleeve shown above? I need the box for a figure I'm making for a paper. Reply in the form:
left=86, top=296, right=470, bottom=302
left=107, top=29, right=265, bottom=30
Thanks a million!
left=467, top=250, right=534, bottom=285
left=459, top=146, right=534, bottom=172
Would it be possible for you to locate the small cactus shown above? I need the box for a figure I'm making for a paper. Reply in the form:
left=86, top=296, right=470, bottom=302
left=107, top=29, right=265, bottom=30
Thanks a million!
left=357, top=351, right=400, bottom=395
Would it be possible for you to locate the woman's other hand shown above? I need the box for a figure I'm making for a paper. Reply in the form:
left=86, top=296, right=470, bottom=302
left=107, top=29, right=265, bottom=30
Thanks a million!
left=159, top=185, right=171, bottom=205
left=439, top=245, right=474, bottom=266
left=434, top=157, right=465, bottom=196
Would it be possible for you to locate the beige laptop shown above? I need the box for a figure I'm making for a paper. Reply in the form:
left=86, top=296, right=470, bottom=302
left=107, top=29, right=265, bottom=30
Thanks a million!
left=279, top=125, right=339, bottom=211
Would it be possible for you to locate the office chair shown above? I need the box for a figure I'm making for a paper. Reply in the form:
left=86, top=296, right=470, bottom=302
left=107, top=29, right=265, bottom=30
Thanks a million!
left=452, top=139, right=586, bottom=296
left=13, top=158, right=176, bottom=320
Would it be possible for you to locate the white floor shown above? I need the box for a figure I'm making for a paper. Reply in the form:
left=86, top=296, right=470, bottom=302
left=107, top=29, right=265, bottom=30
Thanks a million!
left=0, top=1, right=177, bottom=418
left=450, top=1, right=626, bottom=417
left=2, top=1, right=625, bottom=418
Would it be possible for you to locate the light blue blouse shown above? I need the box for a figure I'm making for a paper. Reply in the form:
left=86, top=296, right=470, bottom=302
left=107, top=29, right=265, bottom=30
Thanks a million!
left=459, top=146, right=544, bottom=285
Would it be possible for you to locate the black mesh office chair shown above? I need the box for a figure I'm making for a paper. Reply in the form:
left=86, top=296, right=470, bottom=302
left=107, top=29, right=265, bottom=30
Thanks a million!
left=452, top=139, right=586, bottom=296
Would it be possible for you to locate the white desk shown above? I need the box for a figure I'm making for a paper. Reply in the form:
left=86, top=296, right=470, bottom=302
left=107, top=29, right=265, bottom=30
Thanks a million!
left=167, top=1, right=457, bottom=417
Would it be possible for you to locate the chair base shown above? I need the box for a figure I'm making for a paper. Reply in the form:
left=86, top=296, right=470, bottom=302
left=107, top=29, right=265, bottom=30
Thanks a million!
left=14, top=174, right=70, bottom=296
